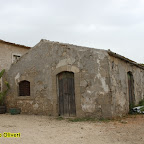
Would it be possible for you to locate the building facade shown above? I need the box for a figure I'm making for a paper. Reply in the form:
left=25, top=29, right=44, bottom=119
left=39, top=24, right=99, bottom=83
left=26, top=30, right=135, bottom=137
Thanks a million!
left=5, top=39, right=144, bottom=118
left=0, top=39, right=30, bottom=91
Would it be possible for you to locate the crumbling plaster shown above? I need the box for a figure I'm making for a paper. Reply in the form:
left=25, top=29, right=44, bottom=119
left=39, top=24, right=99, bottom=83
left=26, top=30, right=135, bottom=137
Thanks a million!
left=109, top=56, right=144, bottom=117
left=6, top=40, right=144, bottom=118
left=6, top=40, right=112, bottom=118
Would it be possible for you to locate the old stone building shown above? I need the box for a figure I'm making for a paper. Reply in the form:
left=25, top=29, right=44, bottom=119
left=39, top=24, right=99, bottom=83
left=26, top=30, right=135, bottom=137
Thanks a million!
left=0, top=39, right=30, bottom=91
left=5, top=39, right=144, bottom=118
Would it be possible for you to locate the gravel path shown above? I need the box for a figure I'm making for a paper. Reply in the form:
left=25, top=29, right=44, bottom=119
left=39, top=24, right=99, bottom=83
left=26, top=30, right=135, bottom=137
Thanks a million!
left=0, top=114, right=144, bottom=144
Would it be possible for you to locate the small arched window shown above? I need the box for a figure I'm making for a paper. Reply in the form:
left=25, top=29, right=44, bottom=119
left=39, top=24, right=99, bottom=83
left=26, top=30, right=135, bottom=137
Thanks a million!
left=19, top=80, right=30, bottom=96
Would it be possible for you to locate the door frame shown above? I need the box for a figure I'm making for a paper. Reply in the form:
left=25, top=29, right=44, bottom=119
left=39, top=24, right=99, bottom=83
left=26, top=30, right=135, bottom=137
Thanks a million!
left=57, top=71, right=76, bottom=117
left=127, top=71, right=135, bottom=109
left=52, top=65, right=84, bottom=117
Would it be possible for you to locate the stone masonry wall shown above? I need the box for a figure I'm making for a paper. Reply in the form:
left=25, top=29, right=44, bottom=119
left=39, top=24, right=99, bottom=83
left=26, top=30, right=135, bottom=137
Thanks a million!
left=5, top=40, right=112, bottom=118
left=109, top=56, right=144, bottom=117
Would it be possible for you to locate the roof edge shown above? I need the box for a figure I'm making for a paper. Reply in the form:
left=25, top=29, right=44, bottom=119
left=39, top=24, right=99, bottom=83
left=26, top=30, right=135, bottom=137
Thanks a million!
left=39, top=39, right=106, bottom=51
left=0, top=39, right=31, bottom=49
left=107, top=50, right=144, bottom=70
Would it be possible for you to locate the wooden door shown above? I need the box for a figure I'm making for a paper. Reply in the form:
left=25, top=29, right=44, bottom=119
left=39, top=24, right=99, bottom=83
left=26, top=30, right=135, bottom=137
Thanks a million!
left=58, top=71, right=76, bottom=117
left=127, top=72, right=135, bottom=108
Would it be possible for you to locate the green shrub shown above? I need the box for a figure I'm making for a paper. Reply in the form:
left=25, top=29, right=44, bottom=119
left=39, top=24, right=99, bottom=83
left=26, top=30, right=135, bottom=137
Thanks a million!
left=138, top=99, right=144, bottom=106
left=0, top=69, right=10, bottom=106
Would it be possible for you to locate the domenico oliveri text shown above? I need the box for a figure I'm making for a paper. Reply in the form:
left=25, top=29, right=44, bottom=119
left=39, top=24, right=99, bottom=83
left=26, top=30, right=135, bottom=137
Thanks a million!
left=0, top=132, right=20, bottom=138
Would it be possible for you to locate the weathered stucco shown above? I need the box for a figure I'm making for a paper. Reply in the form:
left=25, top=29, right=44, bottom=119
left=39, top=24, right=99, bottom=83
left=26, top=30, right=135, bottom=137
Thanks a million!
left=109, top=55, right=144, bottom=117
left=0, top=41, right=30, bottom=71
left=0, top=40, right=30, bottom=91
left=5, top=40, right=112, bottom=118
left=5, top=39, right=144, bottom=118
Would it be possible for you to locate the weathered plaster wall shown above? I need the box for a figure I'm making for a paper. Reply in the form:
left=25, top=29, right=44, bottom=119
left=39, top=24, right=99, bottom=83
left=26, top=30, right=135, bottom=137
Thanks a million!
left=6, top=40, right=111, bottom=118
left=0, top=42, right=30, bottom=91
left=0, top=42, right=29, bottom=71
left=109, top=56, right=144, bottom=117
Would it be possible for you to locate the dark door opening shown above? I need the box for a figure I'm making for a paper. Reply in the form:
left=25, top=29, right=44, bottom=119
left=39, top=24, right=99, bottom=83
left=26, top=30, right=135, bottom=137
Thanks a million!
left=57, top=71, right=76, bottom=117
left=127, top=71, right=135, bottom=109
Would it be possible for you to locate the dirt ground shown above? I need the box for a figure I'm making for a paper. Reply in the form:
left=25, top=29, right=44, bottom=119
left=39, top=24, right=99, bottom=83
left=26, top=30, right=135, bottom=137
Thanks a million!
left=0, top=114, right=144, bottom=144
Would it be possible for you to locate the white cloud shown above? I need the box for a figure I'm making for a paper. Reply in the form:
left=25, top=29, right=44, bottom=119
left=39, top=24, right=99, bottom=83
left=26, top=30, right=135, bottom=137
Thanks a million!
left=0, top=0, right=144, bottom=63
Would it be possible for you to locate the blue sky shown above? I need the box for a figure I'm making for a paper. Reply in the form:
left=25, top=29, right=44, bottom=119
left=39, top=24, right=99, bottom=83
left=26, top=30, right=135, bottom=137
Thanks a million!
left=0, top=0, right=144, bottom=63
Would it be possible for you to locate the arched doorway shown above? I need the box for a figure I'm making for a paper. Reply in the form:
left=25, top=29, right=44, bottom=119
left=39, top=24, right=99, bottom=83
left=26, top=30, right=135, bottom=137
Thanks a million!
left=127, top=71, right=135, bottom=109
left=57, top=71, right=76, bottom=117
